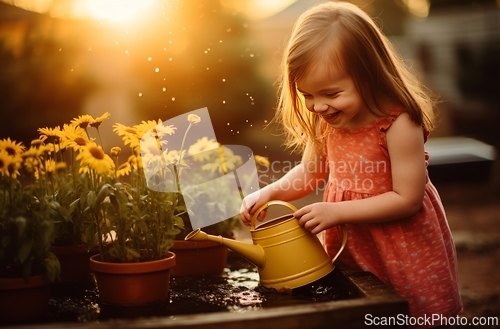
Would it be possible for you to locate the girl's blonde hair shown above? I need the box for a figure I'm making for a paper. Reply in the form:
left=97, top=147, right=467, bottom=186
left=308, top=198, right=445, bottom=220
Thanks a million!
left=275, top=1, right=436, bottom=155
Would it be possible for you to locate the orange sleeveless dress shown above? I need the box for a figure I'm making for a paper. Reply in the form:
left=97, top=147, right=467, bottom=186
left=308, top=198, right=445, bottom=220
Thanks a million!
left=323, top=111, right=463, bottom=324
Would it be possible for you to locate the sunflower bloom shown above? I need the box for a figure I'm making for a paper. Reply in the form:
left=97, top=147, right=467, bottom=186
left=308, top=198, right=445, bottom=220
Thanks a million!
left=116, top=161, right=131, bottom=178
left=0, top=151, right=10, bottom=177
left=76, top=143, right=114, bottom=175
left=90, top=112, right=110, bottom=128
left=113, top=123, right=140, bottom=149
left=71, top=114, right=94, bottom=129
left=38, top=126, right=62, bottom=143
left=0, top=138, right=26, bottom=158
left=59, top=124, right=87, bottom=149
left=135, top=119, right=176, bottom=138
left=188, top=137, right=219, bottom=162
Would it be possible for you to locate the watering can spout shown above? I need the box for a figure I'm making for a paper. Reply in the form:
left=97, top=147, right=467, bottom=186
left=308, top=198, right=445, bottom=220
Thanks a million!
left=185, top=229, right=266, bottom=268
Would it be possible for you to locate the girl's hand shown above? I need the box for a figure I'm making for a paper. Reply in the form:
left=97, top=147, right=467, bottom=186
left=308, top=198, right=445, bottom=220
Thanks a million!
left=239, top=190, right=269, bottom=226
left=294, top=202, right=338, bottom=234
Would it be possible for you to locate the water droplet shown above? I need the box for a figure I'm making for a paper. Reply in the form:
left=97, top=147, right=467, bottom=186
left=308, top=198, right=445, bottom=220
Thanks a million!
left=219, top=40, right=223, bottom=43
left=251, top=102, right=255, bottom=105
left=246, top=120, right=248, bottom=122
left=222, top=100, right=226, bottom=104
left=88, top=47, right=92, bottom=51
left=139, top=93, right=143, bottom=97
left=162, top=88, right=166, bottom=92
left=155, top=68, right=160, bottom=73
left=264, top=120, right=268, bottom=123
left=125, top=50, right=129, bottom=55
left=206, top=67, right=210, bottom=70
left=250, top=54, right=254, bottom=57
left=222, top=79, right=226, bottom=82
left=226, top=28, right=232, bottom=32
left=148, top=57, right=152, bottom=61
left=171, top=97, right=176, bottom=101
left=227, top=123, right=230, bottom=126
left=169, top=58, right=173, bottom=61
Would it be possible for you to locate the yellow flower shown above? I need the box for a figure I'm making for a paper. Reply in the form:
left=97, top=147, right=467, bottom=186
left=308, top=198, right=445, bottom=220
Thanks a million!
left=113, top=123, right=140, bottom=149
left=22, top=147, right=42, bottom=176
left=116, top=161, right=131, bottom=178
left=44, top=159, right=57, bottom=175
left=90, top=112, right=110, bottom=128
left=201, top=146, right=242, bottom=174
left=134, top=119, right=176, bottom=138
left=187, top=114, right=201, bottom=124
left=59, top=124, right=87, bottom=149
left=187, top=137, right=219, bottom=162
left=38, top=126, right=62, bottom=143
left=55, top=161, right=67, bottom=173
left=128, top=154, right=143, bottom=171
left=31, top=139, right=43, bottom=148
left=110, top=147, right=121, bottom=157
left=71, top=114, right=94, bottom=129
left=76, top=142, right=114, bottom=175
left=6, top=154, right=22, bottom=179
left=254, top=155, right=270, bottom=168
left=0, top=138, right=25, bottom=158
left=0, top=151, right=10, bottom=177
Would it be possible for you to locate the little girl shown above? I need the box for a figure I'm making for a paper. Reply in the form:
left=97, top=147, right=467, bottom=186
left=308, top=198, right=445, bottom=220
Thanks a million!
left=240, top=1, right=462, bottom=326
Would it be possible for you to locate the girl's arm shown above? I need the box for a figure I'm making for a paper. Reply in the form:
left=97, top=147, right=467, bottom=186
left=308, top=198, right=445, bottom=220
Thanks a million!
left=240, top=142, right=328, bottom=225
left=295, top=113, right=427, bottom=234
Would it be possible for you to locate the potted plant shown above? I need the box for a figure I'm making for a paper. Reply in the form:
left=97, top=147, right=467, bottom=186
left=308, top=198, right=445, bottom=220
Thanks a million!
left=0, top=138, right=61, bottom=323
left=168, top=133, right=270, bottom=276
left=33, top=120, right=106, bottom=284
left=170, top=141, right=244, bottom=277
left=69, top=114, right=183, bottom=307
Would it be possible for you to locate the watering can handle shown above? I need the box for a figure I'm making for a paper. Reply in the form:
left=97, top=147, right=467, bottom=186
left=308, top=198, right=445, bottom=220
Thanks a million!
left=250, top=200, right=298, bottom=230
left=251, top=200, right=348, bottom=265
left=332, top=224, right=348, bottom=265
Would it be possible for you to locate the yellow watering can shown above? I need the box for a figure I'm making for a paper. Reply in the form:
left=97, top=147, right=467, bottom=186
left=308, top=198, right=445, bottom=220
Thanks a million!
left=185, top=200, right=347, bottom=291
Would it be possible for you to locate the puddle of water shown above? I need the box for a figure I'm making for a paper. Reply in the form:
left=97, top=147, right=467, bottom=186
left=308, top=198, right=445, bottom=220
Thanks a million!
left=46, top=256, right=346, bottom=323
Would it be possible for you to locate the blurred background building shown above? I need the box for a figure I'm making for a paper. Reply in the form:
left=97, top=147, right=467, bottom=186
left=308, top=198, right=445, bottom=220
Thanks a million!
left=0, top=0, right=498, bottom=181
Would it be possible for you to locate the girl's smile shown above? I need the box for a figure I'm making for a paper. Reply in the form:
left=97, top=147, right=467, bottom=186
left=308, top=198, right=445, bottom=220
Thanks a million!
left=297, top=65, right=376, bottom=129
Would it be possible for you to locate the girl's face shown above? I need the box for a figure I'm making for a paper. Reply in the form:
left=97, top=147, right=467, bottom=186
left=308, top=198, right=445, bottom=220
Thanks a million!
left=296, top=64, right=374, bottom=129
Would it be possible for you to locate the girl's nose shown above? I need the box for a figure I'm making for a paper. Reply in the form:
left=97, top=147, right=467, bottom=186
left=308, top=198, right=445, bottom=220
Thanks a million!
left=313, top=102, right=329, bottom=113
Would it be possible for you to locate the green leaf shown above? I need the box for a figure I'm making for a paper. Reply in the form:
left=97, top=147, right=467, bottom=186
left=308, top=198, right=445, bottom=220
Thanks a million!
left=17, top=239, right=33, bottom=263
left=69, top=198, right=80, bottom=214
left=44, top=253, right=61, bottom=282
left=96, top=184, right=113, bottom=205
left=86, top=191, right=96, bottom=208
left=14, top=216, right=27, bottom=237
left=125, top=247, right=141, bottom=260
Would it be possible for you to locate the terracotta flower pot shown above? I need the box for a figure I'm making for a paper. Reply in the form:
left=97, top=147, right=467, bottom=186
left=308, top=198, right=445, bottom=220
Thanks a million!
left=51, top=244, right=97, bottom=284
left=170, top=240, right=228, bottom=277
left=89, top=252, right=176, bottom=306
left=0, top=275, right=51, bottom=324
